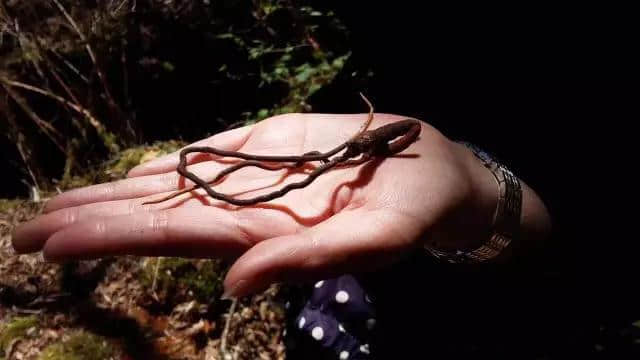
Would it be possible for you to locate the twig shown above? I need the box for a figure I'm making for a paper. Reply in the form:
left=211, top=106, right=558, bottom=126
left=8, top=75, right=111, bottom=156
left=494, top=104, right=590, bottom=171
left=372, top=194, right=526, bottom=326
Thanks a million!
left=51, top=0, right=118, bottom=111
left=120, top=38, right=136, bottom=137
left=2, top=99, right=45, bottom=189
left=0, top=76, right=117, bottom=151
left=45, top=54, right=82, bottom=106
left=16, top=137, right=41, bottom=193
left=151, top=257, right=162, bottom=301
left=353, top=92, right=374, bottom=141
left=220, top=298, right=238, bottom=359
left=113, top=0, right=129, bottom=15
left=1, top=81, right=65, bottom=152
left=61, top=143, right=74, bottom=186
left=2, top=77, right=85, bottom=117
left=0, top=2, right=10, bottom=23
left=31, top=185, right=41, bottom=202
left=17, top=33, right=45, bottom=79
left=50, top=48, right=89, bottom=83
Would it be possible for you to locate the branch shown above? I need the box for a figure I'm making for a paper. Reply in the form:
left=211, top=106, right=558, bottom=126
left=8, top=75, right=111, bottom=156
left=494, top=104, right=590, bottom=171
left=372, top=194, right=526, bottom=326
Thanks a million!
left=0, top=76, right=119, bottom=152
left=2, top=96, right=46, bottom=190
left=51, top=0, right=118, bottom=111
left=43, top=54, right=82, bottom=108
left=1, top=82, right=65, bottom=152
left=220, top=298, right=238, bottom=359
left=50, top=48, right=89, bottom=83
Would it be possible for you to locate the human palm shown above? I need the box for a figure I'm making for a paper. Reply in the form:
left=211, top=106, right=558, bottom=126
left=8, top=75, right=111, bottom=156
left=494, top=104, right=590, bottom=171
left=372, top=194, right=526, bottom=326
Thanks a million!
left=13, top=112, right=496, bottom=298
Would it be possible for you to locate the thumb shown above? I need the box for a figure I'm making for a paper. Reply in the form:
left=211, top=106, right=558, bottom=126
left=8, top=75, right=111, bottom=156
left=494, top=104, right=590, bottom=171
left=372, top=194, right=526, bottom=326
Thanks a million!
left=221, top=208, right=420, bottom=299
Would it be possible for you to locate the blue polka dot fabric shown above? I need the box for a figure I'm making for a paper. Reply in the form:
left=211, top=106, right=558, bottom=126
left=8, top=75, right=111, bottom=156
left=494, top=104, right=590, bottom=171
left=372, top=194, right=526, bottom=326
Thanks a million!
left=283, top=274, right=376, bottom=359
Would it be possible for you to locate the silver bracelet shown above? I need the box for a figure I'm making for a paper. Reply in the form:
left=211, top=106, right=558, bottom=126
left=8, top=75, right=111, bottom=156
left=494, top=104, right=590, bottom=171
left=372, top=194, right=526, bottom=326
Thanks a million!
left=425, top=141, right=522, bottom=264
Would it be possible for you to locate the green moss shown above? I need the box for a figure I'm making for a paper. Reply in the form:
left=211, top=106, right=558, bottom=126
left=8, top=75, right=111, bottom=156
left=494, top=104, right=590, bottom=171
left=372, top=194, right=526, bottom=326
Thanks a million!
left=0, top=316, right=38, bottom=355
left=0, top=199, right=24, bottom=213
left=38, top=331, right=114, bottom=360
left=103, top=147, right=146, bottom=177
left=58, top=139, right=186, bottom=191
left=100, top=130, right=121, bottom=154
left=140, top=257, right=226, bottom=305
left=102, top=140, right=185, bottom=180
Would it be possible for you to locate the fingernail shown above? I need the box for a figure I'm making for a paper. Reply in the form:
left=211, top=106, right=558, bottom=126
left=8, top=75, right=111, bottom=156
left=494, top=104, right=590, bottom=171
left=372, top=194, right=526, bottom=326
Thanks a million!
left=221, top=279, right=246, bottom=300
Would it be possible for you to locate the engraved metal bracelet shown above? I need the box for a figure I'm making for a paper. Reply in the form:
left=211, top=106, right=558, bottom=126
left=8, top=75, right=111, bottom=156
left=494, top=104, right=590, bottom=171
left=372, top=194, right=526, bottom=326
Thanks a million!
left=425, top=141, right=522, bottom=264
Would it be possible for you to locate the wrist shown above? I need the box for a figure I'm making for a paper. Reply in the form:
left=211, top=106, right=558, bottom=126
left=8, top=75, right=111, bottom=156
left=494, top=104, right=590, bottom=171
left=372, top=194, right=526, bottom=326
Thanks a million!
left=426, top=140, right=526, bottom=263
left=419, top=141, right=501, bottom=255
left=454, top=141, right=506, bottom=252
left=463, top=141, right=552, bottom=259
left=460, top=141, right=503, bottom=250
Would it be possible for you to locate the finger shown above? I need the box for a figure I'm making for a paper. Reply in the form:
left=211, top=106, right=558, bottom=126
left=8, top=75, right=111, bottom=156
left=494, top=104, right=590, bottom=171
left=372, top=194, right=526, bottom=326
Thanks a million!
left=221, top=208, right=420, bottom=299
left=41, top=205, right=296, bottom=262
left=14, top=197, right=168, bottom=253
left=43, top=160, right=232, bottom=213
left=127, top=124, right=254, bottom=178
left=15, top=186, right=303, bottom=254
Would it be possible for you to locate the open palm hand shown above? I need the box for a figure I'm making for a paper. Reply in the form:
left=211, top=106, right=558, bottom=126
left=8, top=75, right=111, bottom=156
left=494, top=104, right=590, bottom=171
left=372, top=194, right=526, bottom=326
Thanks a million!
left=13, top=112, right=500, bottom=298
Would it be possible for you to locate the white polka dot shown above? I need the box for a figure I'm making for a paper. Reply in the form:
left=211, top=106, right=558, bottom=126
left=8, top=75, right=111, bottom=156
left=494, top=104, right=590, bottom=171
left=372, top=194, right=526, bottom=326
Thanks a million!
left=339, top=350, right=349, bottom=359
left=360, top=344, right=370, bottom=354
left=315, top=280, right=324, bottom=288
left=366, top=318, right=376, bottom=330
left=311, top=326, right=324, bottom=340
left=338, top=323, right=345, bottom=332
left=298, top=317, right=306, bottom=329
left=285, top=301, right=291, bottom=309
left=283, top=328, right=287, bottom=337
left=335, top=290, right=349, bottom=303
left=365, top=293, right=373, bottom=303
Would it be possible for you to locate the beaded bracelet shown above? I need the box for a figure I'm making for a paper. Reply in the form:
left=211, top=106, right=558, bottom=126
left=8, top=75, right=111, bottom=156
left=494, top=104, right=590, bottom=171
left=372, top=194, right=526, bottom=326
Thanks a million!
left=425, top=141, right=523, bottom=263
